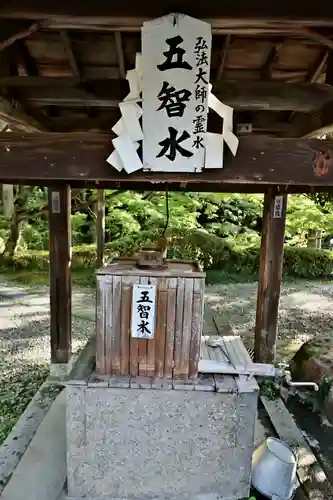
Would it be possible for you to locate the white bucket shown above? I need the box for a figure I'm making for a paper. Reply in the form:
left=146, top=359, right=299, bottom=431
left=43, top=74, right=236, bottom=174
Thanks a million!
left=251, top=437, right=297, bottom=499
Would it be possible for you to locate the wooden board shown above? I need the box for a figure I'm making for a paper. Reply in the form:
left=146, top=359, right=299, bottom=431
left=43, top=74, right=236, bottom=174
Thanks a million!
left=3, top=2, right=333, bottom=26
left=120, top=276, right=132, bottom=375
left=2, top=134, right=333, bottom=190
left=198, top=358, right=275, bottom=376
left=180, top=279, right=194, bottom=378
left=261, top=396, right=333, bottom=500
left=164, top=277, right=177, bottom=378
left=173, top=277, right=185, bottom=378
left=12, top=80, right=333, bottom=112
left=189, top=278, right=205, bottom=378
left=95, top=278, right=105, bottom=374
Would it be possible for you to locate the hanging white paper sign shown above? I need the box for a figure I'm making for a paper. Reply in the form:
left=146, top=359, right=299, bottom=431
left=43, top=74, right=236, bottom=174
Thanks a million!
left=142, top=13, right=212, bottom=173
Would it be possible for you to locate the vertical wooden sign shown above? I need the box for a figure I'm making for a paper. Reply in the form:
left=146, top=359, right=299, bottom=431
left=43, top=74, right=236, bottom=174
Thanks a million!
left=142, top=13, right=212, bottom=173
left=131, top=284, right=156, bottom=339
left=273, top=195, right=284, bottom=219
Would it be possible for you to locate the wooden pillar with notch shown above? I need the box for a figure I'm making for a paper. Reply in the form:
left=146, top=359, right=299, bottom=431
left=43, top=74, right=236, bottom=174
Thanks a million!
left=96, top=189, right=105, bottom=268
left=255, top=189, right=287, bottom=363
left=48, top=185, right=72, bottom=365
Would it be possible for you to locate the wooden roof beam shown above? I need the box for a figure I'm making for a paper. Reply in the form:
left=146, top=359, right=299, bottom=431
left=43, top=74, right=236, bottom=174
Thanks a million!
left=0, top=95, right=44, bottom=131
left=59, top=30, right=80, bottom=79
left=9, top=79, right=333, bottom=112
left=114, top=32, right=126, bottom=79
left=0, top=133, right=332, bottom=188
left=261, top=40, right=284, bottom=80
left=3, top=1, right=333, bottom=26
left=216, top=35, right=230, bottom=80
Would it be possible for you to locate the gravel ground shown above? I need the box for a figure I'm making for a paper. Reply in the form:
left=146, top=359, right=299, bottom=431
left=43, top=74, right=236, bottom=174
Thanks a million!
left=204, top=280, right=333, bottom=361
left=1, top=278, right=333, bottom=445
left=0, top=281, right=95, bottom=445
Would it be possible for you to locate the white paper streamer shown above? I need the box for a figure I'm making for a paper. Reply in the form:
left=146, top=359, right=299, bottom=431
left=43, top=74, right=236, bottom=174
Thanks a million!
left=112, top=136, right=142, bottom=174
left=205, top=132, right=224, bottom=169
left=208, top=84, right=239, bottom=157
left=124, top=69, right=141, bottom=101
left=107, top=55, right=239, bottom=173
left=119, top=101, right=143, bottom=141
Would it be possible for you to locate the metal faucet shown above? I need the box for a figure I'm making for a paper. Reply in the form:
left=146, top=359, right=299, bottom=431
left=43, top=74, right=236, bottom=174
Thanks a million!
left=275, top=362, right=319, bottom=392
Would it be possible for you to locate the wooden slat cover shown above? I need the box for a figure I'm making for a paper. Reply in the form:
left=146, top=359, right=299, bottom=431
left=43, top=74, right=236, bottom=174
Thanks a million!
left=111, top=275, right=121, bottom=374
left=95, top=277, right=105, bottom=374
left=96, top=261, right=205, bottom=378
left=189, top=278, right=205, bottom=378
left=97, top=258, right=205, bottom=278
left=180, top=279, right=194, bottom=378
left=120, top=275, right=133, bottom=375
left=164, top=277, right=177, bottom=378
left=199, top=335, right=274, bottom=377
left=173, top=277, right=185, bottom=378
left=155, top=277, right=168, bottom=378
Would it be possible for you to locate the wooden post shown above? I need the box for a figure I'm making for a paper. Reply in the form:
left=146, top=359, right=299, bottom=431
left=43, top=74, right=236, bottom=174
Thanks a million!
left=96, top=189, right=105, bottom=268
left=255, top=189, right=287, bottom=363
left=48, top=185, right=72, bottom=364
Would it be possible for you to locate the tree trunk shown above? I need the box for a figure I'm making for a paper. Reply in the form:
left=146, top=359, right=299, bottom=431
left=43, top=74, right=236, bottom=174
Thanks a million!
left=3, top=215, right=23, bottom=258
left=1, top=185, right=34, bottom=259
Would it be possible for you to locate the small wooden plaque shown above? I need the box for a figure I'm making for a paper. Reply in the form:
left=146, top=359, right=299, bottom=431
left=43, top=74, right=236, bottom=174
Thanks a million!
left=136, top=248, right=166, bottom=269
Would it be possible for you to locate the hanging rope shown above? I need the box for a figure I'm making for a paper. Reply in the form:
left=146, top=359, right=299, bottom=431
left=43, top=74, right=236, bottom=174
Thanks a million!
left=162, top=187, right=170, bottom=237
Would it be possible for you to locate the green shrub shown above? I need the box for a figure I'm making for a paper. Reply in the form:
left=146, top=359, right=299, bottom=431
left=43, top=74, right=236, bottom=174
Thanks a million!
left=283, top=247, right=333, bottom=278
left=1, top=232, right=333, bottom=282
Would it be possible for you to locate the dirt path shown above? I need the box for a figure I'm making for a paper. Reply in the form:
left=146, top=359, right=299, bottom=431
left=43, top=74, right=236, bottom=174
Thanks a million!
left=204, top=281, right=333, bottom=360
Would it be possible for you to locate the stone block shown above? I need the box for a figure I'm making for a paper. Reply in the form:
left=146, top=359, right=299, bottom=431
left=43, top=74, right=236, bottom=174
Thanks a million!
left=66, top=384, right=257, bottom=500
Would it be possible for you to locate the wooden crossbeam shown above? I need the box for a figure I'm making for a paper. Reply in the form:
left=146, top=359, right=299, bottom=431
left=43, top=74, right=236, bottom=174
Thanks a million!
left=0, top=133, right=331, bottom=190
left=3, top=78, right=333, bottom=112
left=2, top=1, right=333, bottom=26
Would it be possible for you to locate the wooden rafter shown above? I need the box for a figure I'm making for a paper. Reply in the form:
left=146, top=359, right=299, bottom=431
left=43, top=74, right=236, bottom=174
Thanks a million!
left=216, top=34, right=230, bottom=80
left=0, top=133, right=332, bottom=189
left=59, top=30, right=80, bottom=79
left=8, top=79, right=333, bottom=112
left=261, top=40, right=284, bottom=80
left=114, top=32, right=126, bottom=79
left=308, top=49, right=329, bottom=82
left=288, top=49, right=329, bottom=122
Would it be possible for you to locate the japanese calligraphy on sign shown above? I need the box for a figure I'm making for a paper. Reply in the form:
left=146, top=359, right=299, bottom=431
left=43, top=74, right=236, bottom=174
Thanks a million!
left=131, top=284, right=156, bottom=339
left=142, top=14, right=212, bottom=173
left=273, top=195, right=284, bottom=219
